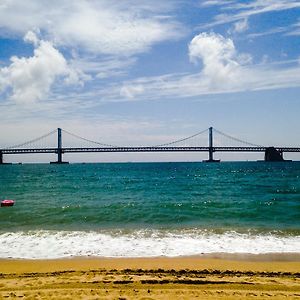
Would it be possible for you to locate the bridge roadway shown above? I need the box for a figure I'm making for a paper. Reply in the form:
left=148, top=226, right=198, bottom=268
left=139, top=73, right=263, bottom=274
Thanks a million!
left=2, top=146, right=300, bottom=154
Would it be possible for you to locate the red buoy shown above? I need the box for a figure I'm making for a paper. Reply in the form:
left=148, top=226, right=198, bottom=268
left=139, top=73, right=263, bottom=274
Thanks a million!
left=1, top=200, right=15, bottom=207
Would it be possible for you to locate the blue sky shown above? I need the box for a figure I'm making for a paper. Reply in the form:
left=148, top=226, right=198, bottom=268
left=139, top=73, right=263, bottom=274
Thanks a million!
left=0, top=0, right=300, bottom=162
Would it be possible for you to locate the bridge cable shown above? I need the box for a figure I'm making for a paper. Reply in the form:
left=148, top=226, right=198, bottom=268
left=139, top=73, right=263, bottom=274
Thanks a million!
left=152, top=128, right=209, bottom=147
left=61, top=129, right=119, bottom=148
left=213, top=128, right=263, bottom=147
left=4, top=129, right=58, bottom=149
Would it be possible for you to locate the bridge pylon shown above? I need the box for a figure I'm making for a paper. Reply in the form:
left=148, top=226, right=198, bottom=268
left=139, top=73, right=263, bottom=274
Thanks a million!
left=203, top=127, right=220, bottom=163
left=50, top=128, right=69, bottom=164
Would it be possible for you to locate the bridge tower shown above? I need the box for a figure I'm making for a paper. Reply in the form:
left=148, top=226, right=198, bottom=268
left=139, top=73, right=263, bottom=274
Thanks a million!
left=203, top=127, right=220, bottom=163
left=51, top=128, right=69, bottom=164
left=57, top=127, right=62, bottom=163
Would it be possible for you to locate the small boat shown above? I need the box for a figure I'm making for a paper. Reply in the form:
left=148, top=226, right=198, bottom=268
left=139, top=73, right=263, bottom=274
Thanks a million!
left=1, top=200, right=15, bottom=207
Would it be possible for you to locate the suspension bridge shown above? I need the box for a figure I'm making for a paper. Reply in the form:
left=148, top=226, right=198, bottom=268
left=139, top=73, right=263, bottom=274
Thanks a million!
left=0, top=127, right=299, bottom=164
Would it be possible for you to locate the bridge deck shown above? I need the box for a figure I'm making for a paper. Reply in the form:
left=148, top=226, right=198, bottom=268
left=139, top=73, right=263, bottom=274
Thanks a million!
left=1, top=146, right=300, bottom=154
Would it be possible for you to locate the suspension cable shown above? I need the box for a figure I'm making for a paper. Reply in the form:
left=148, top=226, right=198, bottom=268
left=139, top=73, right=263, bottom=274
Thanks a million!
left=213, top=128, right=263, bottom=147
left=152, top=128, right=209, bottom=147
left=5, top=129, right=58, bottom=149
left=61, top=129, right=119, bottom=148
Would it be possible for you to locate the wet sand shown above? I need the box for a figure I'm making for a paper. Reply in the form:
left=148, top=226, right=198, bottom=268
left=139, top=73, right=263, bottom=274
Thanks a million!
left=1, top=256, right=300, bottom=299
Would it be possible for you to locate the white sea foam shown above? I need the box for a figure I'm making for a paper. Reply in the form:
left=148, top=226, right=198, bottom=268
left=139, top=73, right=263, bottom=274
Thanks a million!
left=0, top=230, right=299, bottom=259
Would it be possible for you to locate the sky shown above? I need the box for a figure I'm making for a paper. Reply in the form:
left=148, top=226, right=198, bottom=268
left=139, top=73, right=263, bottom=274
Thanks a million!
left=0, top=0, right=300, bottom=162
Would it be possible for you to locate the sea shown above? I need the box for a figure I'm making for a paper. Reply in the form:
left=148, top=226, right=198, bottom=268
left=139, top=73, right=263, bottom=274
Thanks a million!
left=0, top=162, right=299, bottom=259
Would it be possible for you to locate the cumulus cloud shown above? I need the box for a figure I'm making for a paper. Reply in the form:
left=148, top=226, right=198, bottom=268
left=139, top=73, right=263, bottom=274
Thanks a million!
left=0, top=31, right=83, bottom=104
left=189, top=32, right=242, bottom=89
left=24, top=30, right=40, bottom=46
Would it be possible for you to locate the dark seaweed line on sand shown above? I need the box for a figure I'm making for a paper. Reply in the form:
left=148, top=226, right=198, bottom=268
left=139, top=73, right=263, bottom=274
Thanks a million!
left=121, top=269, right=300, bottom=278
left=0, top=269, right=299, bottom=279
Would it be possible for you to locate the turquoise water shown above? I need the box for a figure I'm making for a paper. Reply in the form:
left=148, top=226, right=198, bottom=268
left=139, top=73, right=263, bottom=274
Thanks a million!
left=0, top=162, right=300, bottom=258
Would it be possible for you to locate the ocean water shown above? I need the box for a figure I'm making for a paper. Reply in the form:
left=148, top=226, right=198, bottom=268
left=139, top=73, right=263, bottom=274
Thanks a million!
left=0, top=162, right=299, bottom=259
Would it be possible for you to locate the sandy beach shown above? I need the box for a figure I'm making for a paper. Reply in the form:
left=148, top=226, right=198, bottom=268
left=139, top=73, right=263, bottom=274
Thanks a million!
left=1, top=256, right=300, bottom=299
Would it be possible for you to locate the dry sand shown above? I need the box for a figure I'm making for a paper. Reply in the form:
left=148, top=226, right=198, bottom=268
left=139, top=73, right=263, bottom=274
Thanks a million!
left=0, top=256, right=300, bottom=299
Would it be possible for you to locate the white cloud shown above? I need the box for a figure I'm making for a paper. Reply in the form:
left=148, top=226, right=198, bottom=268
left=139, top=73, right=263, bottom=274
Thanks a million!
left=114, top=32, right=300, bottom=101
left=201, top=0, right=235, bottom=7
left=199, top=0, right=300, bottom=29
left=237, top=53, right=253, bottom=65
left=232, top=18, right=249, bottom=33
left=120, top=84, right=144, bottom=99
left=0, top=0, right=183, bottom=56
left=0, top=31, right=83, bottom=104
left=247, top=27, right=286, bottom=38
left=12, top=31, right=297, bottom=104
left=70, top=56, right=137, bottom=79
left=189, top=32, right=242, bottom=89
left=0, top=1, right=184, bottom=103
left=286, top=21, right=300, bottom=36
left=24, top=30, right=39, bottom=46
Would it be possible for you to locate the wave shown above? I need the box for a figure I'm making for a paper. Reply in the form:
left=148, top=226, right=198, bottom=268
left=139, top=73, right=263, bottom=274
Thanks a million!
left=0, top=229, right=299, bottom=259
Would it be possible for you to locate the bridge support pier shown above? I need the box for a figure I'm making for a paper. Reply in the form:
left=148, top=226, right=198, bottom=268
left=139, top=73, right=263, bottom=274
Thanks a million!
left=50, top=128, right=69, bottom=164
left=203, top=127, right=220, bottom=163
